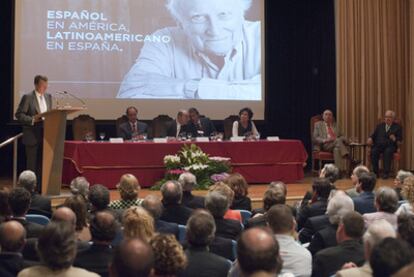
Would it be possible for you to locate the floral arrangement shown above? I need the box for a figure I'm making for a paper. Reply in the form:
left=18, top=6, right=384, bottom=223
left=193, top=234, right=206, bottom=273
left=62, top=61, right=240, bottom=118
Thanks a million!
left=151, top=144, right=231, bottom=190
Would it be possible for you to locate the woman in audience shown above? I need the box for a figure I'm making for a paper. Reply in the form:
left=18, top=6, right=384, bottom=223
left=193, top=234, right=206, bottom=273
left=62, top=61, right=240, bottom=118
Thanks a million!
left=209, top=182, right=242, bottom=222
left=70, top=176, right=90, bottom=201
left=109, top=173, right=143, bottom=210
left=123, top=206, right=154, bottom=242
left=150, top=234, right=187, bottom=277
left=64, top=195, right=91, bottom=242
left=225, top=173, right=252, bottom=211
left=232, top=107, right=259, bottom=138
left=394, top=170, right=414, bottom=200
left=396, top=176, right=414, bottom=216
left=363, top=186, right=399, bottom=229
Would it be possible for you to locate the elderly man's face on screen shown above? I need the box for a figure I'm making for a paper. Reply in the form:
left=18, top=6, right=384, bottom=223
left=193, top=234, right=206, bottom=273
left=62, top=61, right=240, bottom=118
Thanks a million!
left=172, top=0, right=246, bottom=57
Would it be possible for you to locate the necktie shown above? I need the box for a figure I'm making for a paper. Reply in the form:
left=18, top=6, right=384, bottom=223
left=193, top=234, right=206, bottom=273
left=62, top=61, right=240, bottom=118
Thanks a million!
left=327, top=125, right=336, bottom=140
left=132, top=123, right=137, bottom=133
left=386, top=125, right=390, bottom=132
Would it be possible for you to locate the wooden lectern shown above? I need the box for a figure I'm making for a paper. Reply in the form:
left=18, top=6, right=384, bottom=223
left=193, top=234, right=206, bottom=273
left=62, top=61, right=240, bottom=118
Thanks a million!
left=36, top=107, right=85, bottom=195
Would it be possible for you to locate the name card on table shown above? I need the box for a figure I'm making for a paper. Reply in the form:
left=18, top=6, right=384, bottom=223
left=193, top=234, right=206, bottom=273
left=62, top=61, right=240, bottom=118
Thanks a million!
left=267, top=136, right=280, bottom=141
left=153, top=138, right=168, bottom=143
left=109, top=138, right=124, bottom=143
left=196, top=137, right=210, bottom=142
left=230, top=136, right=245, bottom=142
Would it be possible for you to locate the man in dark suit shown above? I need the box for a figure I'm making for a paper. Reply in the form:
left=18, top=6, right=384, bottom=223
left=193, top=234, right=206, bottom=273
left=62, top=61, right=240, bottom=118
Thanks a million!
left=8, top=188, right=44, bottom=238
left=312, top=212, right=365, bottom=277
left=188, top=107, right=216, bottom=137
left=166, top=109, right=191, bottom=138
left=18, top=170, right=51, bottom=217
left=179, top=211, right=230, bottom=277
left=74, top=211, right=117, bottom=277
left=367, top=110, right=403, bottom=179
left=178, top=172, right=205, bottom=209
left=159, top=181, right=193, bottom=225
left=352, top=172, right=377, bottom=215
left=15, top=75, right=52, bottom=192
left=117, top=106, right=148, bottom=140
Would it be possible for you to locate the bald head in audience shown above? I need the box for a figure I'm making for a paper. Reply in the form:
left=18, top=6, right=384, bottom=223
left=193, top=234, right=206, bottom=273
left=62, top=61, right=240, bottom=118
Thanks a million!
left=0, top=221, right=26, bottom=252
left=161, top=180, right=183, bottom=205
left=52, top=207, right=77, bottom=228
left=90, top=211, right=117, bottom=243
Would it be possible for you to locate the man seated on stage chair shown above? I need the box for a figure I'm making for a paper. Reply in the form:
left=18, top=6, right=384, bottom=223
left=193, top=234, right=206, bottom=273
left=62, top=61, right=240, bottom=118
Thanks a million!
left=166, top=109, right=191, bottom=138
left=188, top=107, right=216, bottom=137
left=118, top=106, right=148, bottom=140
left=367, top=110, right=403, bottom=179
left=313, top=109, right=349, bottom=174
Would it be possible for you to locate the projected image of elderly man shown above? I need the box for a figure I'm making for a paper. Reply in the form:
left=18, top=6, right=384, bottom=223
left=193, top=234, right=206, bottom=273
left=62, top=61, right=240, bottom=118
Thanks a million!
left=118, top=0, right=261, bottom=100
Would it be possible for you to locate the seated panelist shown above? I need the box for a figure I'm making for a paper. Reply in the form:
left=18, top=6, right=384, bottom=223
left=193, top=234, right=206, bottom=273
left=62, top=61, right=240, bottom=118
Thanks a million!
left=118, top=106, right=148, bottom=140
left=188, top=107, right=216, bottom=137
left=166, top=109, right=191, bottom=138
left=232, top=107, right=259, bottom=137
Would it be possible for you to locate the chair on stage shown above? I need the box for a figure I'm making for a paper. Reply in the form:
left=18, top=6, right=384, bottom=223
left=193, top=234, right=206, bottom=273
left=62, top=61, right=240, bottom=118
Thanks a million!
left=72, top=114, right=96, bottom=141
left=310, top=114, right=334, bottom=174
left=151, top=114, right=173, bottom=138
left=115, top=115, right=128, bottom=137
left=223, top=115, right=239, bottom=140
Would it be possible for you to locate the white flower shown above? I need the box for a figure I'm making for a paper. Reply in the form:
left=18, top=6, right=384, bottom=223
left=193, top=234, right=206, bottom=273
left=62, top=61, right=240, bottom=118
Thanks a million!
left=209, top=156, right=231, bottom=162
left=164, top=155, right=180, bottom=163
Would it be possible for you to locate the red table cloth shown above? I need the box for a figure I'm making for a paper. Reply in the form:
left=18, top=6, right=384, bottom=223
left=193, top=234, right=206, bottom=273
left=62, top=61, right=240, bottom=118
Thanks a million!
left=62, top=140, right=308, bottom=188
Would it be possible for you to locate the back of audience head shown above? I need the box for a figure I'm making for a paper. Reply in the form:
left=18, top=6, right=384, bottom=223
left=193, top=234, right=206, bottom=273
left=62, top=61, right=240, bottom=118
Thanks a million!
left=363, top=219, right=396, bottom=261
left=351, top=165, right=369, bottom=185
left=88, top=184, right=110, bottom=211
left=312, top=178, right=333, bottom=200
left=186, top=209, right=216, bottom=247
left=269, top=181, right=287, bottom=196
left=18, top=170, right=37, bottom=193
left=0, top=220, right=26, bottom=252
left=357, top=172, right=377, bottom=192
left=63, top=194, right=88, bottom=232
left=123, top=206, right=154, bottom=242
left=178, top=172, right=197, bottom=192
left=90, top=211, right=117, bottom=243
left=397, top=214, right=414, bottom=248
left=336, top=211, right=364, bottom=243
left=266, top=204, right=294, bottom=234
left=160, top=180, right=182, bottom=205
left=142, top=194, right=163, bottom=220
left=320, top=163, right=340, bottom=184
left=205, top=191, right=229, bottom=218
left=395, top=170, right=414, bottom=187
left=37, top=221, right=77, bottom=271
left=8, top=187, right=31, bottom=217
left=0, top=187, right=11, bottom=220
left=110, top=238, right=154, bottom=277
left=69, top=176, right=90, bottom=200
left=402, top=176, right=414, bottom=205
left=225, top=173, right=249, bottom=199
left=237, top=227, right=282, bottom=276
left=370, top=237, right=414, bottom=277
left=150, top=234, right=187, bottom=276
left=263, top=187, right=286, bottom=211
left=326, top=190, right=354, bottom=225
left=375, top=186, right=398, bottom=213
left=117, top=173, right=140, bottom=201
left=208, top=181, right=235, bottom=206
left=52, top=206, right=77, bottom=230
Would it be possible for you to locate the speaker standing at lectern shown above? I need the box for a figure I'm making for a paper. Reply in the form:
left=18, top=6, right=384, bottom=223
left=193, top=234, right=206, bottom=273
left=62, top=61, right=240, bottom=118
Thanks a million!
left=15, top=75, right=52, bottom=192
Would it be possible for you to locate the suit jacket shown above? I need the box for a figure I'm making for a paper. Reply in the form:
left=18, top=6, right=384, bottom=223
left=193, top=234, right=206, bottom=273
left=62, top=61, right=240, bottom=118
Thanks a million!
left=29, top=193, right=52, bottom=217
left=214, top=217, right=242, bottom=240
left=166, top=120, right=191, bottom=137
left=118, top=121, right=148, bottom=140
left=15, top=91, right=52, bottom=146
left=296, top=199, right=328, bottom=231
left=182, top=191, right=205, bottom=209
left=178, top=247, right=230, bottom=277
left=308, top=223, right=338, bottom=255
left=370, top=122, right=402, bottom=147
left=11, top=218, right=43, bottom=238
left=313, top=121, right=344, bottom=150
left=312, top=239, right=365, bottom=277
left=352, top=192, right=376, bottom=215
left=74, top=244, right=113, bottom=277
left=230, top=196, right=252, bottom=211
left=160, top=203, right=193, bottom=225
left=155, top=219, right=180, bottom=239
left=182, top=236, right=235, bottom=261
left=299, top=214, right=330, bottom=243
left=188, top=117, right=216, bottom=137
left=0, top=252, right=34, bottom=277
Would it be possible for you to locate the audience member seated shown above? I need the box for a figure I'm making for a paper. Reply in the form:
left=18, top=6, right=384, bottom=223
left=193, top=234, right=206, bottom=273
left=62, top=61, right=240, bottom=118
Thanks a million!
left=336, top=219, right=396, bottom=277
left=394, top=170, right=413, bottom=200
left=0, top=187, right=11, bottom=223
left=150, top=234, right=187, bottom=276
left=88, top=184, right=122, bottom=221
left=225, top=173, right=252, bottom=211
left=205, top=191, right=242, bottom=240
left=297, top=178, right=333, bottom=230
left=17, top=222, right=99, bottom=277
left=9, top=187, right=43, bottom=238
left=178, top=172, right=204, bottom=209
left=160, top=180, right=193, bottom=225
left=74, top=211, right=117, bottom=277
left=209, top=182, right=242, bottom=222
left=309, top=191, right=354, bottom=255
left=0, top=221, right=32, bottom=277
left=252, top=181, right=287, bottom=216
left=396, top=176, right=414, bottom=216
left=142, top=194, right=179, bottom=239
left=64, top=195, right=91, bottom=242
left=319, top=163, right=340, bottom=185
left=179, top=211, right=230, bottom=277
left=397, top=214, right=414, bottom=248
left=246, top=187, right=286, bottom=229
left=118, top=106, right=148, bottom=140
left=232, top=107, right=259, bottom=138
left=313, top=110, right=349, bottom=173
left=108, top=174, right=143, bottom=210
left=352, top=172, right=377, bottom=214
left=369, top=238, right=413, bottom=277
left=312, top=211, right=365, bottom=277
left=188, top=107, right=216, bottom=137
left=363, top=187, right=398, bottom=229
left=109, top=238, right=154, bottom=277
left=345, top=165, right=370, bottom=198
left=166, top=109, right=191, bottom=138
left=70, top=176, right=90, bottom=201
left=267, top=204, right=312, bottom=277
left=298, top=214, right=330, bottom=244
left=18, top=170, right=51, bottom=217
left=123, top=206, right=154, bottom=242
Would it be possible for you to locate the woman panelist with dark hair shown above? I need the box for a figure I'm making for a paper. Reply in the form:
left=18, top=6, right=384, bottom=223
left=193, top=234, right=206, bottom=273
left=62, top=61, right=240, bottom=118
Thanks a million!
left=232, top=107, right=259, bottom=137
